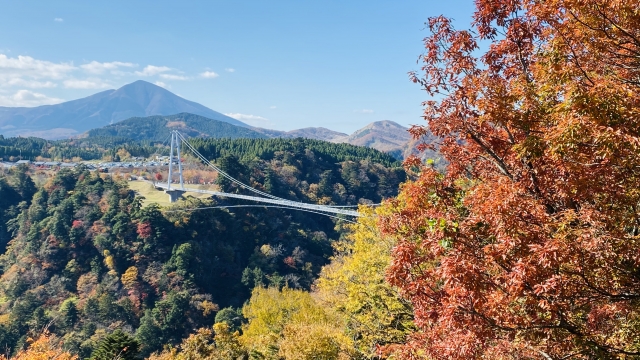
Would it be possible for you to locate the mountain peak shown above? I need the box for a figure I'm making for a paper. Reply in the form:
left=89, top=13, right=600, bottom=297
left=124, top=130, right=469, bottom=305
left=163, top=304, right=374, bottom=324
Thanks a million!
left=0, top=81, right=248, bottom=139
left=363, top=120, right=407, bottom=130
left=117, top=79, right=166, bottom=92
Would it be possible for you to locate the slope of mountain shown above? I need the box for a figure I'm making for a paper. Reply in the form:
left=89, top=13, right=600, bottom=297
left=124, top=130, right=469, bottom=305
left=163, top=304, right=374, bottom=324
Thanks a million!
left=252, top=126, right=348, bottom=142
left=258, top=120, right=440, bottom=161
left=0, top=80, right=247, bottom=139
left=332, top=120, right=412, bottom=159
left=85, top=113, right=266, bottom=141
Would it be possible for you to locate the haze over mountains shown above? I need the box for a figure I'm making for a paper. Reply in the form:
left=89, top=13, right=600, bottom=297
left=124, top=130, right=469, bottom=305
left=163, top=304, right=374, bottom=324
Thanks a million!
left=0, top=80, right=434, bottom=159
left=0, top=80, right=247, bottom=138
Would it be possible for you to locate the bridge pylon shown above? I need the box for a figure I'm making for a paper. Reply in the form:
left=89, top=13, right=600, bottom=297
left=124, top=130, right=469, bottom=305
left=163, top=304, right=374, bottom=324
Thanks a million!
left=165, top=130, right=186, bottom=203
left=150, top=130, right=362, bottom=216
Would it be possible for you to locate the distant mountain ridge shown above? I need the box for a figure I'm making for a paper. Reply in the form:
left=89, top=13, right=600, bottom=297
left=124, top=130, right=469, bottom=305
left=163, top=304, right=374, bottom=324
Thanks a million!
left=83, top=112, right=438, bottom=161
left=328, top=120, right=413, bottom=159
left=253, top=120, right=440, bottom=161
left=0, top=80, right=247, bottom=139
left=86, top=113, right=267, bottom=141
left=330, top=120, right=441, bottom=164
left=252, top=127, right=348, bottom=142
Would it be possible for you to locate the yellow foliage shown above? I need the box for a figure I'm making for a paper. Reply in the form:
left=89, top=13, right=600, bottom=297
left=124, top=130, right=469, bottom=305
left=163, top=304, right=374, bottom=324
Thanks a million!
left=145, top=323, right=245, bottom=360
left=200, top=300, right=219, bottom=317
left=121, top=266, right=139, bottom=290
left=103, top=250, right=117, bottom=275
left=279, top=323, right=352, bottom=360
left=0, top=331, right=77, bottom=360
left=315, top=205, right=415, bottom=357
left=241, top=287, right=354, bottom=359
left=116, top=148, right=132, bottom=160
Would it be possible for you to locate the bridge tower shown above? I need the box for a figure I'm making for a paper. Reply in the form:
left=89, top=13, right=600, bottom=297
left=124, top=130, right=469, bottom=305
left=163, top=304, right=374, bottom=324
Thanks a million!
left=166, top=130, right=186, bottom=203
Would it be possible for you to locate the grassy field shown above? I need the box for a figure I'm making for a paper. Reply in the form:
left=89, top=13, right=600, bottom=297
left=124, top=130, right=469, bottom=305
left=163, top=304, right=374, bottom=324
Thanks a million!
left=127, top=180, right=216, bottom=207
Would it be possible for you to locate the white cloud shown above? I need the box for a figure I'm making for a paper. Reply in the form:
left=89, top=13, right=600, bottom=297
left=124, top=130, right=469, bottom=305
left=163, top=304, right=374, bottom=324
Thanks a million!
left=200, top=71, right=219, bottom=79
left=269, top=105, right=277, bottom=109
left=54, top=18, right=64, bottom=22
left=63, top=79, right=111, bottom=89
left=135, top=65, right=171, bottom=76
left=0, top=90, right=63, bottom=107
left=224, top=113, right=274, bottom=127
left=154, top=81, right=169, bottom=88
left=4, top=78, right=57, bottom=88
left=0, top=54, right=76, bottom=79
left=225, top=68, right=235, bottom=73
left=80, top=61, right=136, bottom=74
left=354, top=109, right=374, bottom=114
left=159, top=73, right=189, bottom=80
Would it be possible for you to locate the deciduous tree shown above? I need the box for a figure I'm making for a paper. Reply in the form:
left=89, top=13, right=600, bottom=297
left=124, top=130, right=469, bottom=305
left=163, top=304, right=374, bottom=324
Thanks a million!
left=380, top=0, right=640, bottom=358
left=316, top=206, right=414, bottom=358
left=0, top=331, right=77, bottom=360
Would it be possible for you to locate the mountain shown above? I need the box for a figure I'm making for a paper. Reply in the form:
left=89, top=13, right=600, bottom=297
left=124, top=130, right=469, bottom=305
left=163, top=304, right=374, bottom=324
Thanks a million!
left=252, top=127, right=348, bottom=142
left=86, top=113, right=267, bottom=141
left=257, top=120, right=440, bottom=161
left=330, top=120, right=413, bottom=159
left=0, top=80, right=247, bottom=139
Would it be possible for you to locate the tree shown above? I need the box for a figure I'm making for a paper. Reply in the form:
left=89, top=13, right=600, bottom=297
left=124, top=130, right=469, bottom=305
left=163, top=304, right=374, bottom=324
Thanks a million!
left=315, top=206, right=414, bottom=358
left=380, top=1, right=640, bottom=359
left=0, top=331, right=77, bottom=360
left=10, top=164, right=36, bottom=201
left=59, top=297, right=79, bottom=329
left=136, top=310, right=163, bottom=356
left=241, top=287, right=354, bottom=359
left=146, top=323, right=247, bottom=360
left=215, top=154, right=247, bottom=193
left=90, top=330, right=140, bottom=360
left=214, top=307, right=244, bottom=332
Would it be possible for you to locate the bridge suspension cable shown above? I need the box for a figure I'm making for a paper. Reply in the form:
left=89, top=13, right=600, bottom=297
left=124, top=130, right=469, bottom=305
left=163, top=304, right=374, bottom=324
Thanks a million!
left=163, top=204, right=359, bottom=224
left=155, top=130, right=362, bottom=217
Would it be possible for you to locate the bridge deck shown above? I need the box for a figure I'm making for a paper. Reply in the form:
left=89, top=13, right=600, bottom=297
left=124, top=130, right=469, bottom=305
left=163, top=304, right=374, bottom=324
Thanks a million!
left=152, top=182, right=361, bottom=217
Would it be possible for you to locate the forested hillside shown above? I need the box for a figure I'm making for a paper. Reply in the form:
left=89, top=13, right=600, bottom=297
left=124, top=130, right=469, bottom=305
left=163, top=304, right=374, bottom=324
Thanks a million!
left=86, top=113, right=266, bottom=141
left=0, top=134, right=406, bottom=358
left=0, top=135, right=156, bottom=162
left=191, top=137, right=400, bottom=167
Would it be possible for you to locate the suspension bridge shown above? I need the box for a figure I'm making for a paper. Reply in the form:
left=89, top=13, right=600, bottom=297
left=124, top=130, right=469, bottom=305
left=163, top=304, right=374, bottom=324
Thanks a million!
left=147, top=131, right=362, bottom=218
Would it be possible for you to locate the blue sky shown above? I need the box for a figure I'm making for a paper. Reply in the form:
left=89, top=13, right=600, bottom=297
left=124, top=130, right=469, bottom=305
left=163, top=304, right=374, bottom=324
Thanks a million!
left=0, top=1, right=474, bottom=133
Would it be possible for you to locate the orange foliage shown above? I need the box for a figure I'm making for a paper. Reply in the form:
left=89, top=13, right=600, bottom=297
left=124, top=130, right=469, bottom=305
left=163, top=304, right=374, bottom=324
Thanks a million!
left=381, top=1, right=640, bottom=359
left=0, top=331, right=77, bottom=360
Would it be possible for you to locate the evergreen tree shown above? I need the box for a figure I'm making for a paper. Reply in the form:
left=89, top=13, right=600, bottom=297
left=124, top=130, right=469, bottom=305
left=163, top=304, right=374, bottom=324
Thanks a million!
left=135, top=311, right=163, bottom=356
left=90, top=330, right=140, bottom=360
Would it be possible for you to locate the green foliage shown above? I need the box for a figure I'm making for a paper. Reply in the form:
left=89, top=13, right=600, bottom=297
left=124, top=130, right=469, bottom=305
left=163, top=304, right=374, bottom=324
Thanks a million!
left=0, top=133, right=406, bottom=358
left=136, top=311, right=163, bottom=355
left=90, top=330, right=140, bottom=360
left=214, top=307, right=244, bottom=332
left=191, top=137, right=405, bottom=207
left=87, top=113, right=267, bottom=141
left=0, top=131, right=167, bottom=162
left=191, top=136, right=400, bottom=167
left=0, top=165, right=35, bottom=252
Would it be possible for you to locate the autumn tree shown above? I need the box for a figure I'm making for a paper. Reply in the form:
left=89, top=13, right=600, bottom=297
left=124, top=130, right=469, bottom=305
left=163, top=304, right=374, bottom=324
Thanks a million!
left=315, top=206, right=414, bottom=358
left=379, top=0, right=640, bottom=359
left=240, top=287, right=354, bottom=359
left=0, top=331, right=77, bottom=360
left=146, top=323, right=247, bottom=360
